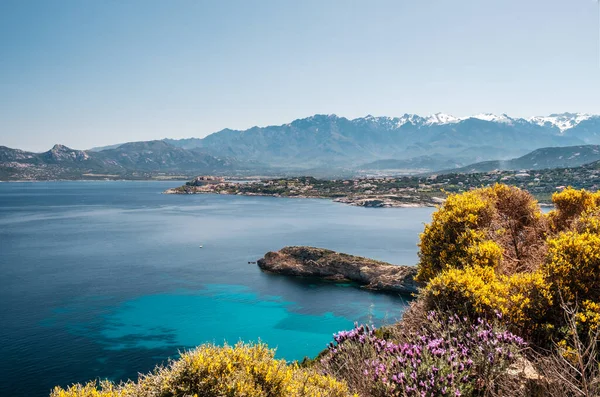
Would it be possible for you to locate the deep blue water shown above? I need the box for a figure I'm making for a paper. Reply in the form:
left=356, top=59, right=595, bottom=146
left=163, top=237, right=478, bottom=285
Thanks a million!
left=0, top=181, right=434, bottom=397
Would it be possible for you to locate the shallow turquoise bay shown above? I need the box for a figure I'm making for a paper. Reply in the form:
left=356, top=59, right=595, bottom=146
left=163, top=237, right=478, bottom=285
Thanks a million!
left=0, top=181, right=433, bottom=396
left=100, top=285, right=358, bottom=358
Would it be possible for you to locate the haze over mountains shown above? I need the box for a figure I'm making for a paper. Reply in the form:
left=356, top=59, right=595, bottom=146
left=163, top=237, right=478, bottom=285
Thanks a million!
left=160, top=112, right=600, bottom=169
left=2, top=112, right=600, bottom=180
left=443, top=145, right=600, bottom=174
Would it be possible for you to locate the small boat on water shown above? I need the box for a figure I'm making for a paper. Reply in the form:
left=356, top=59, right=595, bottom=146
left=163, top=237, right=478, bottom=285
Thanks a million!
left=199, top=245, right=203, bottom=248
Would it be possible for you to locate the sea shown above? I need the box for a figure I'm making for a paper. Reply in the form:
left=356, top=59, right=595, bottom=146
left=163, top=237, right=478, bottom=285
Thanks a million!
left=0, top=181, right=435, bottom=396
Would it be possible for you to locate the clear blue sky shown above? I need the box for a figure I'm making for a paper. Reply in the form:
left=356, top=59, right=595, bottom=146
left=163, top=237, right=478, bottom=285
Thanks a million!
left=1, top=0, right=599, bottom=151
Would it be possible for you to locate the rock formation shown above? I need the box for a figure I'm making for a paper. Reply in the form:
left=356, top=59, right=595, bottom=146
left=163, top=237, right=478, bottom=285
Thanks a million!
left=257, top=246, right=418, bottom=294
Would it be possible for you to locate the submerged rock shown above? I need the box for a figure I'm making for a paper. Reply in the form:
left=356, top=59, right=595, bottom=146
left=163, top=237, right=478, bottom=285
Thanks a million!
left=257, top=246, right=418, bottom=295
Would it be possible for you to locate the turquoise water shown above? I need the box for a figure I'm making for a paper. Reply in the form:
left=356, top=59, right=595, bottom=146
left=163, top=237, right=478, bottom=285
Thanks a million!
left=0, top=181, right=433, bottom=396
left=99, top=285, right=356, bottom=358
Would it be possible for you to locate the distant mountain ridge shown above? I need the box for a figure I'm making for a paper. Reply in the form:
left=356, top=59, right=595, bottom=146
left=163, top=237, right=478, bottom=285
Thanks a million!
left=4, top=112, right=600, bottom=180
left=0, top=141, right=266, bottom=181
left=154, top=112, right=599, bottom=169
left=443, top=145, right=600, bottom=174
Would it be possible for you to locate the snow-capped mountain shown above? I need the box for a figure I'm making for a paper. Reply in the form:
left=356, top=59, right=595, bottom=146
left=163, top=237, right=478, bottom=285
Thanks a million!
left=469, top=113, right=515, bottom=124
left=423, top=113, right=461, bottom=125
left=95, top=112, right=600, bottom=171
left=379, top=112, right=594, bottom=130
left=528, top=113, right=593, bottom=133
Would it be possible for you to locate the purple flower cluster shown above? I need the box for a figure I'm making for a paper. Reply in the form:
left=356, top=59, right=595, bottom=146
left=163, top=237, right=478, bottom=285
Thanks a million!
left=329, top=323, right=375, bottom=354
left=325, top=312, right=526, bottom=397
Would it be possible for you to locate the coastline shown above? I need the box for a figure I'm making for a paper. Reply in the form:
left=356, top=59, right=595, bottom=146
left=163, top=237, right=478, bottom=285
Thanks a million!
left=163, top=188, right=439, bottom=208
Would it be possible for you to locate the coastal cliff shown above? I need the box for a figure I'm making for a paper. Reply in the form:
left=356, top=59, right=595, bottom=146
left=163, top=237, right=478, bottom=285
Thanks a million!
left=257, top=246, right=418, bottom=294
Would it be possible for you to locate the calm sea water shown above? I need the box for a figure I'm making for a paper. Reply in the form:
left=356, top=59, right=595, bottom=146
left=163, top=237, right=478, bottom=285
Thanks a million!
left=0, top=181, right=434, bottom=397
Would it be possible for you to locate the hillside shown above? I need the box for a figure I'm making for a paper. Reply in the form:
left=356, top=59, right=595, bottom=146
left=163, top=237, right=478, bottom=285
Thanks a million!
left=358, top=155, right=464, bottom=174
left=446, top=144, right=600, bottom=174
left=0, top=141, right=266, bottom=181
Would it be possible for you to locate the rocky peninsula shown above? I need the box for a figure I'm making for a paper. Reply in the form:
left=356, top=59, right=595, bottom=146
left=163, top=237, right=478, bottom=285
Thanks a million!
left=257, top=246, right=418, bottom=294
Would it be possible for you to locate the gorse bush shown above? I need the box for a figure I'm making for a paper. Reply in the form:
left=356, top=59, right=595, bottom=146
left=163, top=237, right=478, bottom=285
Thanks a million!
left=51, top=342, right=354, bottom=397
left=418, top=184, right=600, bottom=346
left=417, top=184, right=546, bottom=283
left=319, top=313, right=525, bottom=397
left=416, top=189, right=496, bottom=283
left=423, top=266, right=552, bottom=335
left=543, top=231, right=600, bottom=304
left=548, top=188, right=600, bottom=231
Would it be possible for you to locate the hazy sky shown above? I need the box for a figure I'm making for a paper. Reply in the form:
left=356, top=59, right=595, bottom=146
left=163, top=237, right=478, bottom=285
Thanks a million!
left=1, top=0, right=599, bottom=151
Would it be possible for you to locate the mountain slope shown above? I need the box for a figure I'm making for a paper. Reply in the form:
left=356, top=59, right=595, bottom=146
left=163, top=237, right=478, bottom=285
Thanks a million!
left=7, top=112, right=600, bottom=179
left=0, top=142, right=265, bottom=181
left=444, top=145, right=600, bottom=174
left=163, top=113, right=597, bottom=170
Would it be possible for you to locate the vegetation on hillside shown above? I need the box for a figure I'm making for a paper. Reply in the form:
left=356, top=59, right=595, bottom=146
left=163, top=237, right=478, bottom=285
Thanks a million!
left=171, top=161, right=600, bottom=207
left=51, top=184, right=600, bottom=396
left=51, top=343, right=353, bottom=397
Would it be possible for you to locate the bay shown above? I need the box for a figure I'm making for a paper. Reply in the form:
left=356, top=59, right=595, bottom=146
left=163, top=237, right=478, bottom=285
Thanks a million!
left=0, top=181, right=434, bottom=396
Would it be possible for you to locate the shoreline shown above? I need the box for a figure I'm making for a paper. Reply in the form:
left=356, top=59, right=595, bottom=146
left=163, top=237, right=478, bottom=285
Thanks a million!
left=164, top=187, right=555, bottom=208
left=163, top=188, right=440, bottom=208
left=0, top=179, right=190, bottom=183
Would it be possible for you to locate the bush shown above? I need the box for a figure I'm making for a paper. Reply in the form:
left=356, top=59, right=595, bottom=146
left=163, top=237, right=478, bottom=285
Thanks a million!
left=318, top=313, right=525, bottom=397
left=544, top=231, right=600, bottom=304
left=423, top=266, right=552, bottom=337
left=418, top=185, right=600, bottom=345
left=51, top=343, right=354, bottom=397
left=549, top=188, right=600, bottom=231
left=534, top=303, right=600, bottom=397
left=416, top=185, right=546, bottom=283
left=417, top=189, right=496, bottom=283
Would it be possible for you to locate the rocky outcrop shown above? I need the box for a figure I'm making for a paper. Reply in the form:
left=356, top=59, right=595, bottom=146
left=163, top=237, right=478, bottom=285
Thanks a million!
left=257, top=246, right=419, bottom=294
left=333, top=196, right=438, bottom=208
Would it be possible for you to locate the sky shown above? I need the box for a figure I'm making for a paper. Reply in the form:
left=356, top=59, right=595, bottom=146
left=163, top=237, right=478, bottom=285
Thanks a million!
left=1, top=0, right=599, bottom=152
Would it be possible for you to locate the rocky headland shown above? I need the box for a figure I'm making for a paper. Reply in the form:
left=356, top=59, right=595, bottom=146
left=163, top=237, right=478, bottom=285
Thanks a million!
left=257, top=246, right=418, bottom=294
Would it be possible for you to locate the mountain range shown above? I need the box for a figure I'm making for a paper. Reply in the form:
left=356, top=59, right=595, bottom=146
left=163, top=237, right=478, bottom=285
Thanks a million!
left=2, top=112, right=600, bottom=180
left=0, top=141, right=265, bottom=181
left=158, top=112, right=600, bottom=169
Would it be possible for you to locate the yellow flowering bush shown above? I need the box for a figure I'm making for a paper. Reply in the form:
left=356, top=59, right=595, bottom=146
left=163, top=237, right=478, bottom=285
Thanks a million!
left=548, top=187, right=600, bottom=231
left=51, top=381, right=131, bottom=397
left=545, top=193, right=600, bottom=337
left=418, top=185, right=600, bottom=345
left=417, top=189, right=495, bottom=282
left=51, top=343, right=354, bottom=397
left=573, top=207, right=600, bottom=234
left=543, top=231, right=600, bottom=303
left=417, top=184, right=546, bottom=283
left=423, top=266, right=552, bottom=332
left=577, top=300, right=600, bottom=334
